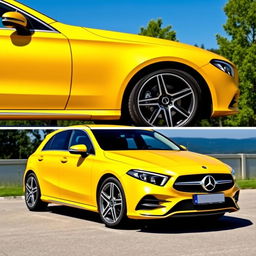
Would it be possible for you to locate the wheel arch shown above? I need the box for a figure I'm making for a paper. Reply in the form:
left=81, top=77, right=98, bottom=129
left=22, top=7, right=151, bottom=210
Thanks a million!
left=121, top=61, right=213, bottom=120
left=23, top=170, right=35, bottom=184
left=96, top=173, right=121, bottom=205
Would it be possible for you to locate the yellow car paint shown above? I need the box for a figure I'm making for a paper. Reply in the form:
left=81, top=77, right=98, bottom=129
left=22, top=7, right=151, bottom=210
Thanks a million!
left=0, top=0, right=239, bottom=124
left=24, top=126, right=240, bottom=221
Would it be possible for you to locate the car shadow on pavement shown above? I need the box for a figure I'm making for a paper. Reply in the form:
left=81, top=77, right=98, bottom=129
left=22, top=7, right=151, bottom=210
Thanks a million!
left=47, top=205, right=253, bottom=233
left=47, top=205, right=102, bottom=224
left=137, top=216, right=253, bottom=234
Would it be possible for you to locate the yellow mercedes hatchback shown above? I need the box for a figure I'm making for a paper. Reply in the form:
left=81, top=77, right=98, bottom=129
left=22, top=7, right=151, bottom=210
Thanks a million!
left=24, top=126, right=240, bottom=227
left=0, top=0, right=239, bottom=126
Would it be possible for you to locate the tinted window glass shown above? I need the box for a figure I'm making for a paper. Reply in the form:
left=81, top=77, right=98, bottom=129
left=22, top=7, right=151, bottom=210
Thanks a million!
left=0, top=3, right=51, bottom=30
left=70, top=130, right=94, bottom=154
left=43, top=130, right=72, bottom=151
left=92, top=129, right=181, bottom=151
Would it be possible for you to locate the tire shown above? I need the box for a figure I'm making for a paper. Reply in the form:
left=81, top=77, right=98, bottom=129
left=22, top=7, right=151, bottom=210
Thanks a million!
left=25, top=173, right=48, bottom=211
left=128, top=69, right=201, bottom=127
left=98, top=177, right=127, bottom=228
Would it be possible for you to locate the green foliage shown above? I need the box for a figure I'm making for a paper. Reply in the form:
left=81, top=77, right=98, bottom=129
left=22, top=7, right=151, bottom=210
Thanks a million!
left=237, top=179, right=256, bottom=189
left=0, top=121, right=48, bottom=159
left=213, top=0, right=256, bottom=126
left=139, top=18, right=177, bottom=41
left=0, top=185, right=23, bottom=197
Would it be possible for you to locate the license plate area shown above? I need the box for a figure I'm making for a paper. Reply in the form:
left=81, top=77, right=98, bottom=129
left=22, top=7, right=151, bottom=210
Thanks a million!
left=193, top=193, right=225, bottom=205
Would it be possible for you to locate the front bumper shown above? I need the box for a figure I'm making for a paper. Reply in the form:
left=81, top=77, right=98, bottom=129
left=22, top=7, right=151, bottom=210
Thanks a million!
left=199, top=62, right=240, bottom=117
left=124, top=176, right=240, bottom=220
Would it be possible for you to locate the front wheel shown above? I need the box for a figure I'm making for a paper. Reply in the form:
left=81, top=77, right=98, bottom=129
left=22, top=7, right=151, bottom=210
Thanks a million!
left=25, top=173, right=48, bottom=211
left=128, top=69, right=201, bottom=127
left=98, top=177, right=127, bottom=228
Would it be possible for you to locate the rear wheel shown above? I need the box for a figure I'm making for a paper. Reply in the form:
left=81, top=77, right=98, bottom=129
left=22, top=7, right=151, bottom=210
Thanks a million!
left=25, top=173, right=48, bottom=211
left=98, top=177, right=127, bottom=228
left=128, top=69, right=201, bottom=127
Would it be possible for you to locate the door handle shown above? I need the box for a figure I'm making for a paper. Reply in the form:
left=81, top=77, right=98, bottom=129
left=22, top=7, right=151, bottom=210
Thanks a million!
left=61, top=157, right=68, bottom=163
left=38, top=156, right=44, bottom=162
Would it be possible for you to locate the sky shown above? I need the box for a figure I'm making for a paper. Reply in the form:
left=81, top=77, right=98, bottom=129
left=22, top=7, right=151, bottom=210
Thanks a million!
left=19, top=0, right=228, bottom=49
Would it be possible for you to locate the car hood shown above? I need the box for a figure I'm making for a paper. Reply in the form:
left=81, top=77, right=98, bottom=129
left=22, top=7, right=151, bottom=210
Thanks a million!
left=104, top=150, right=231, bottom=176
left=84, top=27, right=214, bottom=52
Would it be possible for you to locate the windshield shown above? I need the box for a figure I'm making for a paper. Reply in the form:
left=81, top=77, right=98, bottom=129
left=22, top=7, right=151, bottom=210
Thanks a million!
left=92, top=129, right=181, bottom=151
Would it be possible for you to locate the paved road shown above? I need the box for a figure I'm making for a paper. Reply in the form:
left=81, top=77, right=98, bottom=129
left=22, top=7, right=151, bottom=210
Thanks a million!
left=0, top=190, right=255, bottom=256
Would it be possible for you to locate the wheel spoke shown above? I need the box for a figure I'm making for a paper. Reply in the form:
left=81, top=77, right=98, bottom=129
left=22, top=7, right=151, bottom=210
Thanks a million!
left=172, top=88, right=192, bottom=102
left=102, top=205, right=111, bottom=218
left=111, top=208, right=117, bottom=222
left=110, top=183, right=114, bottom=198
left=101, top=191, right=110, bottom=203
left=162, top=107, right=173, bottom=127
left=26, top=183, right=31, bottom=193
left=31, top=194, right=35, bottom=205
left=26, top=193, right=32, bottom=203
left=32, top=187, right=38, bottom=194
left=30, top=178, right=33, bottom=189
left=148, top=107, right=162, bottom=125
left=114, top=198, right=122, bottom=206
left=157, top=74, right=169, bottom=95
left=173, top=105, right=189, bottom=118
left=139, top=97, right=159, bottom=106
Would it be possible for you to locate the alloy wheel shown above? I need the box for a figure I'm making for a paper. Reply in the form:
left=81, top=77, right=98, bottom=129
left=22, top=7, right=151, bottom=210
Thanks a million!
left=25, top=175, right=38, bottom=208
left=136, top=72, right=197, bottom=126
left=99, top=182, right=123, bottom=224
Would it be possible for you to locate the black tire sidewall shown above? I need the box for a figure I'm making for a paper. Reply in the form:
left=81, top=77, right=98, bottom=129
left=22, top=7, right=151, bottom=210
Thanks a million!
left=128, top=68, right=202, bottom=127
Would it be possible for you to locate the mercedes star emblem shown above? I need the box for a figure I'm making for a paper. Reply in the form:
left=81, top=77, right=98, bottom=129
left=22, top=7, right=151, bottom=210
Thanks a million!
left=201, top=175, right=216, bottom=192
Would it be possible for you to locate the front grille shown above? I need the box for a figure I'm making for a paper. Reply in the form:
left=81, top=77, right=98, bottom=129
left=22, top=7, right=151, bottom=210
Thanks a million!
left=173, top=174, right=234, bottom=193
left=165, top=197, right=236, bottom=216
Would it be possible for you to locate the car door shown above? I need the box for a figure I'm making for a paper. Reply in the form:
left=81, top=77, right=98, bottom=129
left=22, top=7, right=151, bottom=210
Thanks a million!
left=36, top=130, right=73, bottom=200
left=0, top=2, right=71, bottom=109
left=57, top=129, right=95, bottom=206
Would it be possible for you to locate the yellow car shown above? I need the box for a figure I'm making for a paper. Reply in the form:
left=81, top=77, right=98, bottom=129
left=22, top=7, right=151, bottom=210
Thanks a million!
left=24, top=126, right=240, bottom=227
left=0, top=0, right=239, bottom=127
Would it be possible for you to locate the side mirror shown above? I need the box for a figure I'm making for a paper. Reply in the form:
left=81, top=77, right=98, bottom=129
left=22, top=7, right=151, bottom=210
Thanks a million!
left=69, top=144, right=88, bottom=156
left=180, top=145, right=188, bottom=151
left=2, top=12, right=29, bottom=34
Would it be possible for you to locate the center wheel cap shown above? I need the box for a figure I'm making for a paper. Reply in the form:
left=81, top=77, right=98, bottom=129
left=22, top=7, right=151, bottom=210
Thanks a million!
left=161, top=96, right=170, bottom=105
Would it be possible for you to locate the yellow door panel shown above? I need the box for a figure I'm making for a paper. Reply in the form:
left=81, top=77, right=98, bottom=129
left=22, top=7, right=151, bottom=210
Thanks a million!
left=56, top=151, right=94, bottom=206
left=0, top=29, right=71, bottom=109
left=36, top=151, right=62, bottom=199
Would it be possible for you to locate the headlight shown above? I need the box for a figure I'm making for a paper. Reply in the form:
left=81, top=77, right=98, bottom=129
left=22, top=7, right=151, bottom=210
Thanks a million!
left=127, top=170, right=170, bottom=186
left=210, top=59, right=234, bottom=77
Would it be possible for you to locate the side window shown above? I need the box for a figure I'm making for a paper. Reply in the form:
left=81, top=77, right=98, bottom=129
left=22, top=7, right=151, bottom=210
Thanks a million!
left=43, top=130, right=72, bottom=151
left=70, top=130, right=94, bottom=154
left=0, top=3, right=52, bottom=31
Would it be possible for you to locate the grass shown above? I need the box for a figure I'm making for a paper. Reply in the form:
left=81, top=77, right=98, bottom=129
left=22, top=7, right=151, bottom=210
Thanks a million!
left=237, top=179, right=256, bottom=189
left=0, top=180, right=256, bottom=197
left=0, top=185, right=23, bottom=197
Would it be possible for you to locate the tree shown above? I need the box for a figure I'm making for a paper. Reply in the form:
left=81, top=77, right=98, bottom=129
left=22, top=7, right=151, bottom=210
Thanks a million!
left=216, top=0, right=256, bottom=126
left=0, top=121, right=53, bottom=159
left=139, top=18, right=177, bottom=41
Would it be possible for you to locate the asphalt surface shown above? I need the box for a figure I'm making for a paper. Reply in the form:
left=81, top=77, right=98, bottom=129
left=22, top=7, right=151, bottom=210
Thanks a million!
left=0, top=190, right=255, bottom=256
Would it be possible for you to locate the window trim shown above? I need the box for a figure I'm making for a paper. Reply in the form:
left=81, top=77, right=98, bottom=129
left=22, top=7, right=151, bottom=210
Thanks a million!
left=42, top=129, right=96, bottom=155
left=0, top=0, right=59, bottom=33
